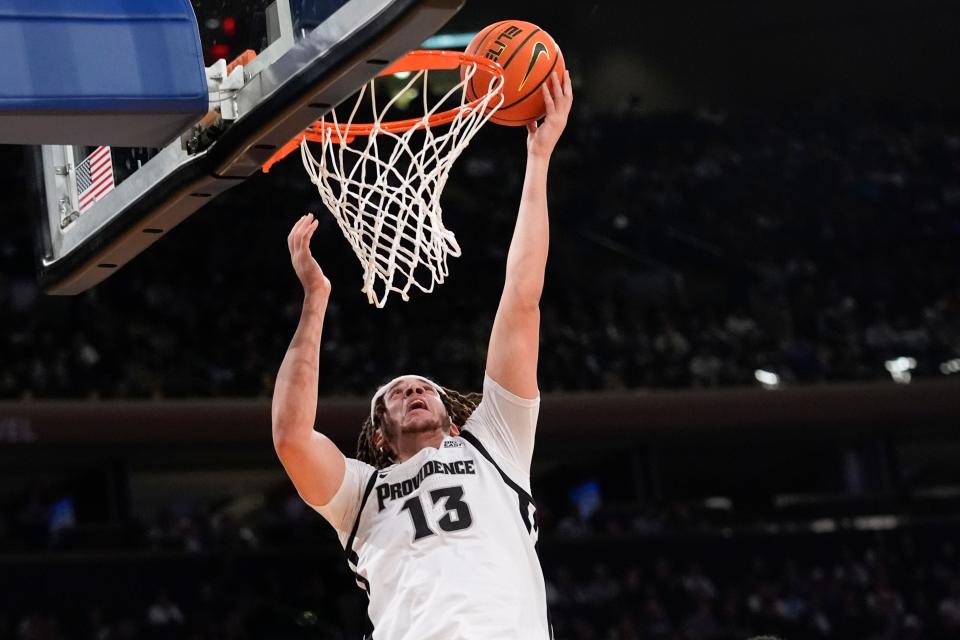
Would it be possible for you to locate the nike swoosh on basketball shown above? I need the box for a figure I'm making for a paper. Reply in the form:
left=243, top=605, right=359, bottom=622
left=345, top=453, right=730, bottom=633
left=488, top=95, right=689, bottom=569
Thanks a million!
left=518, top=42, right=549, bottom=91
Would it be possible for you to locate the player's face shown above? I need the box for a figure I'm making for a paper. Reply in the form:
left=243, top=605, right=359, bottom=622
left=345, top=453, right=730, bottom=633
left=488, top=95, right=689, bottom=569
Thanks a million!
left=382, top=376, right=450, bottom=436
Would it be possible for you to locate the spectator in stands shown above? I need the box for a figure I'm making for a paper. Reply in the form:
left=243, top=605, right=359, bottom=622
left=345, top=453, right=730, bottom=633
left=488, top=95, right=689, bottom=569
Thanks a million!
left=145, top=591, right=184, bottom=626
left=2, top=102, right=958, bottom=399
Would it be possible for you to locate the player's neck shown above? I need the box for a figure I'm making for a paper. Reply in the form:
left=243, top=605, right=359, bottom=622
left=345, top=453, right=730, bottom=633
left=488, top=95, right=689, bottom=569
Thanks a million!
left=394, top=430, right=447, bottom=463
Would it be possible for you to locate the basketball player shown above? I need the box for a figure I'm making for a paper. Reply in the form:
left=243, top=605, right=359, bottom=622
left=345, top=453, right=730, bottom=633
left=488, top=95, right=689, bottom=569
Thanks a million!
left=272, top=70, right=572, bottom=639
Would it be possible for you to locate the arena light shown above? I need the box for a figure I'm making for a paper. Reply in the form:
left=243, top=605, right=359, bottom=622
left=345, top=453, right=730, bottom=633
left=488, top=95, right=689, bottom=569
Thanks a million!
left=884, top=356, right=917, bottom=384
left=704, top=496, right=732, bottom=511
left=421, top=32, right=478, bottom=49
left=811, top=519, right=837, bottom=533
left=940, top=358, right=960, bottom=375
left=754, top=369, right=780, bottom=389
left=853, top=515, right=899, bottom=531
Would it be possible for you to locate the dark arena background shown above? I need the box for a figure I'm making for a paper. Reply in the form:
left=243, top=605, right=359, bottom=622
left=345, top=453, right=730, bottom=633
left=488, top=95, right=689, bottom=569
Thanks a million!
left=2, top=1, right=960, bottom=639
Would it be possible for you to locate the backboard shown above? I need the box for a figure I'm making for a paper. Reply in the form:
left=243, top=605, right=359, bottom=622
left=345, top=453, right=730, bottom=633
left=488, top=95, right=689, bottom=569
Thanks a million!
left=30, top=0, right=464, bottom=294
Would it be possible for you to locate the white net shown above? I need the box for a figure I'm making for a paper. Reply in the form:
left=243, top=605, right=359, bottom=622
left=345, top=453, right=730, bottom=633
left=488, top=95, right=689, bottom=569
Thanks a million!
left=299, top=59, right=504, bottom=307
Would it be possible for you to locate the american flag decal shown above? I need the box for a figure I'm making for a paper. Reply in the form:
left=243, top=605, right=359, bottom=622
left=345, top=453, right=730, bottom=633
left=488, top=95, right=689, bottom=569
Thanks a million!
left=75, top=146, right=115, bottom=213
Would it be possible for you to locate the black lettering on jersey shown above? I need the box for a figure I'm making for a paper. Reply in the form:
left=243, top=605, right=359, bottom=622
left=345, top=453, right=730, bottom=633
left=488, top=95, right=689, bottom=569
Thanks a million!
left=376, top=457, right=477, bottom=511
left=401, top=484, right=474, bottom=542
left=375, top=484, right=390, bottom=510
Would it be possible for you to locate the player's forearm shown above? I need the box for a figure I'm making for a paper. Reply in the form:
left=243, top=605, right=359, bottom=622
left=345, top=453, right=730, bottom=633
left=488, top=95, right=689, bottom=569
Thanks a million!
left=272, top=293, right=328, bottom=447
left=503, top=151, right=551, bottom=306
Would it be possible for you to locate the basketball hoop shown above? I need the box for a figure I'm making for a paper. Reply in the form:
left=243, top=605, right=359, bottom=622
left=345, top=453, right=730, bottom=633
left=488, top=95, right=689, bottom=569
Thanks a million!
left=263, top=50, right=505, bottom=308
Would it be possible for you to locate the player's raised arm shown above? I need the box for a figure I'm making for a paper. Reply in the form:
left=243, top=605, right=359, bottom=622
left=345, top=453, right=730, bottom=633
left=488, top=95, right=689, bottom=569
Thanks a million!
left=485, top=71, right=572, bottom=399
left=272, top=213, right=346, bottom=507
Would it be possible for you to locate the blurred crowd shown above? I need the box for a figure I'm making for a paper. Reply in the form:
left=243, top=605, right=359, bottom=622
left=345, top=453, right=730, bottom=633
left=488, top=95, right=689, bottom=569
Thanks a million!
left=3, top=480, right=960, bottom=640
left=543, top=535, right=960, bottom=640
left=6, top=547, right=960, bottom=640
left=2, top=100, right=960, bottom=399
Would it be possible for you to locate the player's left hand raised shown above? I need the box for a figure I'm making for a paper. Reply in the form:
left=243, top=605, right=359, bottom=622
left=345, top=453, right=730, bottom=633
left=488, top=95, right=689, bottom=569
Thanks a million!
left=526, top=70, right=572, bottom=158
left=288, top=212, right=331, bottom=299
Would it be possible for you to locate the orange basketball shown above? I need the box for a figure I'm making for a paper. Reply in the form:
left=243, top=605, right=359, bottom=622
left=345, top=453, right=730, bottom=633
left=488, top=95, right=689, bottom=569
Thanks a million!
left=462, top=20, right=565, bottom=127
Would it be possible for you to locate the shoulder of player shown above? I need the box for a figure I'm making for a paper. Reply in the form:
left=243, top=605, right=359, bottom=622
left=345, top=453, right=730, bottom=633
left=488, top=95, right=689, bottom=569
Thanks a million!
left=482, top=374, right=541, bottom=407
left=457, top=429, right=531, bottom=490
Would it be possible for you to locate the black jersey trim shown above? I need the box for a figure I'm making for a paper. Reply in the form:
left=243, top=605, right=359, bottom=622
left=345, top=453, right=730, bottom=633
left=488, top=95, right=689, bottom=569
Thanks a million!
left=461, top=429, right=552, bottom=636
left=460, top=430, right=537, bottom=535
left=345, top=469, right=379, bottom=637
left=344, top=469, right=379, bottom=593
left=354, top=572, right=371, bottom=594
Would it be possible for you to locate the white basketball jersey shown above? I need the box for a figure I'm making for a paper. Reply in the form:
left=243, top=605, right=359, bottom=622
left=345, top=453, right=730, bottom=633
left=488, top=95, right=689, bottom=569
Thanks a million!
left=312, top=375, right=551, bottom=640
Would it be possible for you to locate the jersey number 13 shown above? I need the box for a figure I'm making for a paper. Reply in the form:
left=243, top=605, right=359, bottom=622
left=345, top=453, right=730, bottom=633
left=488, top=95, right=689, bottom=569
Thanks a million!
left=400, top=485, right=473, bottom=542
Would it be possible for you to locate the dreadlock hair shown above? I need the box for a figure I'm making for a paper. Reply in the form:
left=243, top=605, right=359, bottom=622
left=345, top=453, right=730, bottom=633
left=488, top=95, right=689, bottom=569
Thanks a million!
left=356, top=385, right=482, bottom=468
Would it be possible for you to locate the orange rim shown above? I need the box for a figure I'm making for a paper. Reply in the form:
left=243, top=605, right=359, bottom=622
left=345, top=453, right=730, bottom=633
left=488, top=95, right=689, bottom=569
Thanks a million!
left=227, top=49, right=257, bottom=74
left=262, top=50, right=504, bottom=173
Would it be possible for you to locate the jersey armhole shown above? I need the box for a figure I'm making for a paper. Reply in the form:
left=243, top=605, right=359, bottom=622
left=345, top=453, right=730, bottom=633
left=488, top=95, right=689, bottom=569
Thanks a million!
left=344, top=469, right=379, bottom=595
